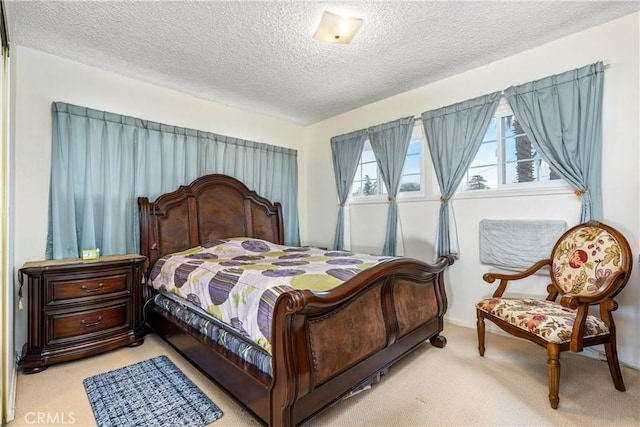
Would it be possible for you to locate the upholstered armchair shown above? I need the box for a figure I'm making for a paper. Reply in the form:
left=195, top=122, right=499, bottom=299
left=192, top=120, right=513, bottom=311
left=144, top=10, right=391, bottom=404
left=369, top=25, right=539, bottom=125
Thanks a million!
left=476, top=221, right=632, bottom=409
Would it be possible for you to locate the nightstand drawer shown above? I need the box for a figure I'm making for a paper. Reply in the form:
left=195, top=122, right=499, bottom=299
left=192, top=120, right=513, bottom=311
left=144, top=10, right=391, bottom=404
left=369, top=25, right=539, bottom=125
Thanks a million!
left=48, top=302, right=130, bottom=343
left=48, top=272, right=129, bottom=303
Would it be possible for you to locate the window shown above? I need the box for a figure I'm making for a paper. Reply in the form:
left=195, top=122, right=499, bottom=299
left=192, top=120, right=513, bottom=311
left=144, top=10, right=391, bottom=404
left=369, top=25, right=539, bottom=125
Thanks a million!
left=351, top=124, right=424, bottom=197
left=461, top=104, right=561, bottom=192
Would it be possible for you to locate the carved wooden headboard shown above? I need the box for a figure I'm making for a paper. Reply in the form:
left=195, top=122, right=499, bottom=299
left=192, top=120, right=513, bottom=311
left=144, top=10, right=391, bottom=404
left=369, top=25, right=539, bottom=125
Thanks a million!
left=138, top=174, right=284, bottom=268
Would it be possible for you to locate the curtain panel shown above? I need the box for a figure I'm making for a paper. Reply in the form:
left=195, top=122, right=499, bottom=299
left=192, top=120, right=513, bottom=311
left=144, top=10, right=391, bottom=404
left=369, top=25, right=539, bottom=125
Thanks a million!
left=330, top=129, right=367, bottom=251
left=368, top=116, right=415, bottom=256
left=47, top=102, right=299, bottom=259
left=504, top=61, right=604, bottom=222
left=422, top=92, right=501, bottom=258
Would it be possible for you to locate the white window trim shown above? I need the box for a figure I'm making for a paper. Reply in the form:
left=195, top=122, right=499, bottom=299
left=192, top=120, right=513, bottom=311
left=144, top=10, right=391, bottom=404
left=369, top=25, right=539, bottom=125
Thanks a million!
left=349, top=104, right=575, bottom=205
left=456, top=99, right=570, bottom=196
left=351, top=123, right=426, bottom=201
left=453, top=184, right=574, bottom=200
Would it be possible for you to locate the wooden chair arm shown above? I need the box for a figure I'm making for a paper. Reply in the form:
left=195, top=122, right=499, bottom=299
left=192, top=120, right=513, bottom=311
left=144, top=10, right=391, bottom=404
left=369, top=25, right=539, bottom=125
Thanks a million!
left=559, top=297, right=619, bottom=353
left=483, top=259, right=552, bottom=298
left=599, top=298, right=619, bottom=330
left=559, top=294, right=585, bottom=309
left=567, top=303, right=589, bottom=352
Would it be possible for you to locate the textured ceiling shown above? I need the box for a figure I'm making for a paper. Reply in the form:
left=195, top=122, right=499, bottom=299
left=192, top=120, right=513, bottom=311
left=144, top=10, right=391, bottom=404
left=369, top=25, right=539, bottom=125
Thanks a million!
left=6, top=1, right=640, bottom=126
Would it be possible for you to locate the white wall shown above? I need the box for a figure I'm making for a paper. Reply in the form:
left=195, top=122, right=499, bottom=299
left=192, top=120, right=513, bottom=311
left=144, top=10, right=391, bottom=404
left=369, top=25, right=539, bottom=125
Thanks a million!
left=303, top=13, right=640, bottom=368
left=11, top=46, right=306, bottom=355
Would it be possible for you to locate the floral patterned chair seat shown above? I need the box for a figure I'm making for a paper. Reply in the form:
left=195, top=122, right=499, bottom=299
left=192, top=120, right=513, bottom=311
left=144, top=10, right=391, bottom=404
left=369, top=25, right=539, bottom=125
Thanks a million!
left=475, top=298, right=610, bottom=343
left=476, top=221, right=632, bottom=409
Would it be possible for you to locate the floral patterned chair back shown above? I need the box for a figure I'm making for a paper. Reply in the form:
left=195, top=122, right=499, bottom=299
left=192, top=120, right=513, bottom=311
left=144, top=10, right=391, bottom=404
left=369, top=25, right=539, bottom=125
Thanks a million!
left=475, top=221, right=632, bottom=410
left=551, top=223, right=631, bottom=299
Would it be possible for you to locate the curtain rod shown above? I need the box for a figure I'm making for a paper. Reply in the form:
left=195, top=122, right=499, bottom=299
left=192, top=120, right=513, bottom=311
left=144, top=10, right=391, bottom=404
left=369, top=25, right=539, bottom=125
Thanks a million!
left=413, top=61, right=611, bottom=120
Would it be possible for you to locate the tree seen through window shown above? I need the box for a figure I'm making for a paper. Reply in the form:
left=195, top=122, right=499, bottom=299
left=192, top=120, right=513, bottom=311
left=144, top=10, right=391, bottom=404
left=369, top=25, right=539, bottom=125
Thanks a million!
left=463, top=108, right=560, bottom=191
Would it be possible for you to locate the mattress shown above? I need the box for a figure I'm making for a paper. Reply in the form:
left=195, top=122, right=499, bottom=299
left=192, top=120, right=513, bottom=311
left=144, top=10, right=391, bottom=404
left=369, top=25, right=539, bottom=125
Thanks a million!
left=148, top=237, right=391, bottom=354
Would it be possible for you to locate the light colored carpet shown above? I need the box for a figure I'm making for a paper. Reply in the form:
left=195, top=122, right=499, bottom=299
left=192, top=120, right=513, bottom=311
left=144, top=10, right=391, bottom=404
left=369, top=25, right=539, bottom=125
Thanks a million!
left=8, top=323, right=639, bottom=426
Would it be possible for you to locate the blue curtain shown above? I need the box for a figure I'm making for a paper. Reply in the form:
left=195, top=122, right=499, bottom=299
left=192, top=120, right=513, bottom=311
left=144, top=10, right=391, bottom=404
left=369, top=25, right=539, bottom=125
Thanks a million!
left=330, top=129, right=367, bottom=250
left=47, top=102, right=299, bottom=259
left=368, top=117, right=415, bottom=256
left=422, top=92, right=500, bottom=258
left=505, top=62, right=604, bottom=222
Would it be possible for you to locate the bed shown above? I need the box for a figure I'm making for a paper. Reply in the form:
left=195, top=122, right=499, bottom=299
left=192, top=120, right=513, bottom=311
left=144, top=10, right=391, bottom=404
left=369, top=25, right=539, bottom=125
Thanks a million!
left=138, top=173, right=453, bottom=426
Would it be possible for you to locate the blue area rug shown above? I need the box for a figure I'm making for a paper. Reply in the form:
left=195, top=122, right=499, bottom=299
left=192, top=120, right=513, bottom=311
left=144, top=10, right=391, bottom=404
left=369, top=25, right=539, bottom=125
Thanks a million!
left=83, top=355, right=223, bottom=427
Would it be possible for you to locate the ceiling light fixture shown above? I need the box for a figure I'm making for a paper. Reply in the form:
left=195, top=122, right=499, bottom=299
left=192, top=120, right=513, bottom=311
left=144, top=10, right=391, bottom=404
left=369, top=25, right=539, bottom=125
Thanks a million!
left=313, top=11, right=363, bottom=44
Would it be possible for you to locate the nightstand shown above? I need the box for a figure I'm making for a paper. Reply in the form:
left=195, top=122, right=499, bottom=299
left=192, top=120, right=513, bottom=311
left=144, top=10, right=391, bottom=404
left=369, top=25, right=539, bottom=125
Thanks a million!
left=18, top=254, right=146, bottom=373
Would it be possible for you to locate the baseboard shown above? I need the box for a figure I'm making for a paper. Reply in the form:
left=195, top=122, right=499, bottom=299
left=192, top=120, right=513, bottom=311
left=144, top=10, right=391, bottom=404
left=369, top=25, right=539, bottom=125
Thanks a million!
left=3, top=353, right=17, bottom=423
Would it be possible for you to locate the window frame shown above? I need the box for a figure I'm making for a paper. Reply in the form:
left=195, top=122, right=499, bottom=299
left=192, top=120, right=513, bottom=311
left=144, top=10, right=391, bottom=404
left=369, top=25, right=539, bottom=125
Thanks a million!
left=350, top=123, right=426, bottom=203
left=454, top=101, right=571, bottom=197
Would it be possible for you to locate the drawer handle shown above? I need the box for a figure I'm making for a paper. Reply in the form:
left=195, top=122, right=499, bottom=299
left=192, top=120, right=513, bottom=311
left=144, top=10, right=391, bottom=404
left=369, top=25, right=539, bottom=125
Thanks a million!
left=81, top=316, right=103, bottom=327
left=81, top=283, right=104, bottom=293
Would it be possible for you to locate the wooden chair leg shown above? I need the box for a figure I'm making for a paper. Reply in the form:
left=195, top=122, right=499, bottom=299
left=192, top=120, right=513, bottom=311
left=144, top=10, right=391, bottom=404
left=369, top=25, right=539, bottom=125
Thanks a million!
left=476, top=309, right=485, bottom=357
left=547, top=344, right=560, bottom=409
left=604, top=339, right=626, bottom=392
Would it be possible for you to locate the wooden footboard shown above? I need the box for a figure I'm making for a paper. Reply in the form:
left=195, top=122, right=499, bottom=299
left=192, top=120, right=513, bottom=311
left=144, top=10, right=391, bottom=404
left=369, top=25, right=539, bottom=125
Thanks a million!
left=269, top=256, right=452, bottom=426
left=144, top=255, right=451, bottom=426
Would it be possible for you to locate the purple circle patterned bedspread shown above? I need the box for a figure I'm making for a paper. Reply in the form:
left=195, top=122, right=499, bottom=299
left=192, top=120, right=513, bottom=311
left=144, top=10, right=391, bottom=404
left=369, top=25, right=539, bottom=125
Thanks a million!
left=149, top=238, right=390, bottom=354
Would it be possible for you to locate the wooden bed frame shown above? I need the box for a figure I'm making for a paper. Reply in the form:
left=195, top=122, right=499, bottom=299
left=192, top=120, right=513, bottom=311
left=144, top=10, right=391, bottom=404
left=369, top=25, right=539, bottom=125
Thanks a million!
left=138, top=173, right=453, bottom=426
